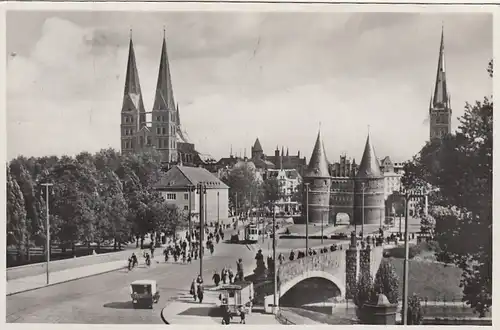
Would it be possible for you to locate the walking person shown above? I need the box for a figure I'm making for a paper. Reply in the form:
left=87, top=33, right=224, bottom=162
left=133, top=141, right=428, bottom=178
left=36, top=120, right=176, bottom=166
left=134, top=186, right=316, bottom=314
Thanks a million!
left=197, top=284, right=204, bottom=303
left=238, top=305, right=246, bottom=324
left=213, top=271, right=221, bottom=287
left=190, top=279, right=197, bottom=301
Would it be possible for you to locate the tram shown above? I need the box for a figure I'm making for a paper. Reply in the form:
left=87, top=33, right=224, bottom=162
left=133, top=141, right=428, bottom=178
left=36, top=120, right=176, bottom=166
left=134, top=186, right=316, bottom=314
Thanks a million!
left=244, top=224, right=259, bottom=243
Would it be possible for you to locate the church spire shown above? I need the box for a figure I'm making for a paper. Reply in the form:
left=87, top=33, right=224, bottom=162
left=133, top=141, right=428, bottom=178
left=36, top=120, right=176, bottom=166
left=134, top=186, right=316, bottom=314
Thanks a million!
left=153, top=29, right=176, bottom=111
left=306, top=130, right=330, bottom=178
left=122, top=31, right=146, bottom=127
left=432, top=26, right=449, bottom=109
left=356, top=133, right=382, bottom=179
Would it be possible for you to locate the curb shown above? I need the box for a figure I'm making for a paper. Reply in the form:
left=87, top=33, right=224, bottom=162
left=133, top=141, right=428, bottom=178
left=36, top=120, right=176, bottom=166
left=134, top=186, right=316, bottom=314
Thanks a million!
left=7, top=265, right=127, bottom=296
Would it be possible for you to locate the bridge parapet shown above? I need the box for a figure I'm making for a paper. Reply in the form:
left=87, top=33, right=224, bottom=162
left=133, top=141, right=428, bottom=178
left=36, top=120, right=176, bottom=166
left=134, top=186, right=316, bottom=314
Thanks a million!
left=278, top=250, right=345, bottom=284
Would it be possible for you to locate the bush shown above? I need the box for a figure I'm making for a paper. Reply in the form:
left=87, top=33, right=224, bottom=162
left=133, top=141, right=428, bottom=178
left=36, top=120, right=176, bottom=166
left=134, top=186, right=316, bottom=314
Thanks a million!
left=402, top=294, right=423, bottom=325
left=354, top=271, right=374, bottom=308
left=373, top=260, right=399, bottom=304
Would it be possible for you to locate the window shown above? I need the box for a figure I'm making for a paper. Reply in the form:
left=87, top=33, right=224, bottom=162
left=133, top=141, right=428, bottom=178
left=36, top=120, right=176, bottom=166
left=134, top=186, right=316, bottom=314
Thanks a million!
left=157, top=116, right=161, bottom=122
left=156, top=127, right=161, bottom=135
left=166, top=193, right=176, bottom=200
left=184, top=205, right=189, bottom=211
left=147, top=136, right=152, bottom=146
left=184, top=193, right=189, bottom=200
left=162, top=127, right=166, bottom=135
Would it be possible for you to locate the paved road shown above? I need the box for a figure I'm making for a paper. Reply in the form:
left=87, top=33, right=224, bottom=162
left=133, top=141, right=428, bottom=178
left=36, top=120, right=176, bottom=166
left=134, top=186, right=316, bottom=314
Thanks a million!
left=6, top=241, right=256, bottom=324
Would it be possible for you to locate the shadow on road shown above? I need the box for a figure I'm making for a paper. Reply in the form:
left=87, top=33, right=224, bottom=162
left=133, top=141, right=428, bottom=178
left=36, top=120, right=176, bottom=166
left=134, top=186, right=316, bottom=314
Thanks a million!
left=103, top=301, right=135, bottom=309
left=179, top=306, right=221, bottom=317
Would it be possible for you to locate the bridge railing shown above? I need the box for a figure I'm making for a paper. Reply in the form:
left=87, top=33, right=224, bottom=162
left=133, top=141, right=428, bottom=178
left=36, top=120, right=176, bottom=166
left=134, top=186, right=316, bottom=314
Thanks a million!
left=277, top=250, right=345, bottom=286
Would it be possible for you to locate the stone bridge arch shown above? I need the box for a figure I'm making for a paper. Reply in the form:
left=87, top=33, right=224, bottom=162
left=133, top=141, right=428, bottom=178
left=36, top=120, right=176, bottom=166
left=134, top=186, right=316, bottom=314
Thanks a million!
left=279, top=270, right=346, bottom=299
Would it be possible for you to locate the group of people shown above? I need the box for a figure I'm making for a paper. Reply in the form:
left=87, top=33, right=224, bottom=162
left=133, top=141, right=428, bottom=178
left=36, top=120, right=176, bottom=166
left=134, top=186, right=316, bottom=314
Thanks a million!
left=190, top=275, right=205, bottom=303
left=212, top=258, right=245, bottom=287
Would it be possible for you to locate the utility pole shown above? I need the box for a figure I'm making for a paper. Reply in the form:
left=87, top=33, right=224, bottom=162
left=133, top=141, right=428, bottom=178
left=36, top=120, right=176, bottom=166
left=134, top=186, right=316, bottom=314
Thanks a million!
left=235, top=192, right=238, bottom=218
left=401, top=188, right=427, bottom=325
left=272, top=201, right=278, bottom=314
left=198, top=184, right=206, bottom=279
left=41, top=182, right=53, bottom=285
left=305, top=183, right=310, bottom=253
left=217, top=191, right=220, bottom=226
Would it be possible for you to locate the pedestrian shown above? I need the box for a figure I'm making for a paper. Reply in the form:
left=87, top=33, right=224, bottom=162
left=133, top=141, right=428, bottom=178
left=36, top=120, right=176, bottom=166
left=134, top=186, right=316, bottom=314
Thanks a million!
left=190, top=280, right=197, bottom=301
left=197, top=284, right=204, bottom=303
left=213, top=271, right=221, bottom=287
left=238, top=305, right=246, bottom=324
left=222, top=269, right=229, bottom=284
left=222, top=305, right=232, bottom=325
left=228, top=268, right=234, bottom=284
left=187, top=254, right=192, bottom=263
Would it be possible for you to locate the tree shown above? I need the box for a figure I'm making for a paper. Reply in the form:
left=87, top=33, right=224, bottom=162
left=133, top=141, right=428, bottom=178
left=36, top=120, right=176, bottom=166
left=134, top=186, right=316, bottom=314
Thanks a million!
left=372, top=260, right=399, bottom=304
left=222, top=162, right=261, bottom=213
left=404, top=294, right=423, bottom=325
left=354, top=271, right=374, bottom=308
left=6, top=165, right=28, bottom=260
left=401, top=61, right=492, bottom=316
left=261, top=176, right=284, bottom=205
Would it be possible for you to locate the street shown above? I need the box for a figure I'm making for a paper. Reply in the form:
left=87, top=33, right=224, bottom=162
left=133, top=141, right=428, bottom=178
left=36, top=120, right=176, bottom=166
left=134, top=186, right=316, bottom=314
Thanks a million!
left=6, top=240, right=255, bottom=324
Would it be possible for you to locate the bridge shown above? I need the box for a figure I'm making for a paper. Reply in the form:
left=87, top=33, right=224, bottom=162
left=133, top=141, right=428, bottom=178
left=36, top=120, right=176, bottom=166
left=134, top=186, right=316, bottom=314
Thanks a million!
left=265, top=243, right=384, bottom=309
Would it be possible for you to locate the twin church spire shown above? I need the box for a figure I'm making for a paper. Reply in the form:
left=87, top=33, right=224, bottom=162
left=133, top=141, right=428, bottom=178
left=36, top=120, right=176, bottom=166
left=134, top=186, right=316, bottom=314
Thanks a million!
left=122, top=28, right=179, bottom=124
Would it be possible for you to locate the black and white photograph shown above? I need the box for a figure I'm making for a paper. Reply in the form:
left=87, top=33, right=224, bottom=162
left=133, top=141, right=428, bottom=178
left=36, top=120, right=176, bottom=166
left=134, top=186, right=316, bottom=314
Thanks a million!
left=4, top=3, right=494, bottom=326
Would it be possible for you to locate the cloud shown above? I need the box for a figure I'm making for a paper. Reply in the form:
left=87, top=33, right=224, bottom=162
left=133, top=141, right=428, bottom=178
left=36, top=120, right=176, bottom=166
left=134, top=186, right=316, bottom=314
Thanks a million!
left=6, top=11, right=493, bottom=163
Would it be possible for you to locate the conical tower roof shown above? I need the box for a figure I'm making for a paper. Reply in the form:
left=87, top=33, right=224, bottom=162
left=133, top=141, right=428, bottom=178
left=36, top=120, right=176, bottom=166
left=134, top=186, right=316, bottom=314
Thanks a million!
left=306, top=130, right=330, bottom=178
left=122, top=36, right=146, bottom=115
left=356, top=134, right=382, bottom=179
left=153, top=32, right=176, bottom=111
left=433, top=27, right=449, bottom=109
left=253, top=138, right=263, bottom=152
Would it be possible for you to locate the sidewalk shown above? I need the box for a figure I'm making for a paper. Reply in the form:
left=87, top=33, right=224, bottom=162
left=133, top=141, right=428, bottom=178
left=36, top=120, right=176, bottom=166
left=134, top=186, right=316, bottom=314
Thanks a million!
left=7, top=259, right=129, bottom=296
left=161, top=289, right=279, bottom=324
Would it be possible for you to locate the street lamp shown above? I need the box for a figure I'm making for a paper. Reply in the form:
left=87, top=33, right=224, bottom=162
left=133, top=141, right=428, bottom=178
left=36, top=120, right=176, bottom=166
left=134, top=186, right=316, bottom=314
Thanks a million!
left=197, top=183, right=207, bottom=279
left=188, top=184, right=195, bottom=243
left=272, top=201, right=278, bottom=314
left=217, top=191, right=220, bottom=226
left=400, top=188, right=427, bottom=325
left=361, top=182, right=366, bottom=239
left=41, top=182, right=53, bottom=285
left=304, top=183, right=310, bottom=254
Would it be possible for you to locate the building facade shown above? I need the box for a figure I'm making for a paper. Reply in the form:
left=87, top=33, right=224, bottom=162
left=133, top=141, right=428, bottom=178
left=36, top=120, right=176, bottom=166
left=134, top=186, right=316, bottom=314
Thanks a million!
left=266, top=168, right=302, bottom=214
left=155, top=165, right=229, bottom=225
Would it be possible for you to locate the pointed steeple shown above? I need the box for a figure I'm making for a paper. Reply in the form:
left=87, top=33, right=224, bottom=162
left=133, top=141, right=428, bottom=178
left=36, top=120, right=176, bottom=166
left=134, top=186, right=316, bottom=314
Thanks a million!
left=153, top=29, right=176, bottom=111
left=122, top=32, right=146, bottom=126
left=286, top=147, right=289, bottom=157
left=253, top=138, right=263, bottom=152
left=306, top=130, right=330, bottom=178
left=356, top=133, right=382, bottom=179
left=432, top=27, right=449, bottom=109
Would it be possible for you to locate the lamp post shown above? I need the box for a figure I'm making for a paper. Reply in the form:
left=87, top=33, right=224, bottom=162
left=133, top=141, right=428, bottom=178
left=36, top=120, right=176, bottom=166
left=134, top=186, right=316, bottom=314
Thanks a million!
left=188, top=184, right=194, bottom=242
left=361, top=182, right=366, bottom=239
left=400, top=188, right=427, bottom=325
left=304, top=183, right=310, bottom=253
left=41, top=182, right=53, bottom=285
left=272, top=201, right=278, bottom=314
left=197, top=183, right=207, bottom=279
left=217, top=191, right=220, bottom=226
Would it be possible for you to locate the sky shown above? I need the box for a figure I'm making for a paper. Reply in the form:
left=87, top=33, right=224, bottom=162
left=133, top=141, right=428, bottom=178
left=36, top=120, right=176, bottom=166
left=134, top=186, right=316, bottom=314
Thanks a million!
left=6, top=10, right=493, bottom=164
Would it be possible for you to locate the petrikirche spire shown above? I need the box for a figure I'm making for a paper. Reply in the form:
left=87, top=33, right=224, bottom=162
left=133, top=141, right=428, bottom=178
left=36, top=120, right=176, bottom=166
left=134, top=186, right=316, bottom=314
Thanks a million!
left=153, top=31, right=176, bottom=111
left=122, top=32, right=146, bottom=127
left=432, top=26, right=449, bottom=109
left=306, top=130, right=330, bottom=178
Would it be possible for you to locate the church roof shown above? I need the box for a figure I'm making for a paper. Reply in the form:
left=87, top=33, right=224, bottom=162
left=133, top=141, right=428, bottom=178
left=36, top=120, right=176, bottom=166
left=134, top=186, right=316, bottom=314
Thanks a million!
left=122, top=36, right=146, bottom=115
left=356, top=134, right=382, bottom=179
left=152, top=32, right=176, bottom=111
left=432, top=27, right=449, bottom=109
left=305, top=130, right=330, bottom=178
left=253, top=138, right=263, bottom=152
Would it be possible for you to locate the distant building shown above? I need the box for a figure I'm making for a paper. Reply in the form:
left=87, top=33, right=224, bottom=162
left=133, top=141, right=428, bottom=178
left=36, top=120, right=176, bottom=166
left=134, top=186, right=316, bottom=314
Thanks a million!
left=250, top=138, right=307, bottom=175
left=266, top=168, right=302, bottom=214
left=155, top=165, right=229, bottom=225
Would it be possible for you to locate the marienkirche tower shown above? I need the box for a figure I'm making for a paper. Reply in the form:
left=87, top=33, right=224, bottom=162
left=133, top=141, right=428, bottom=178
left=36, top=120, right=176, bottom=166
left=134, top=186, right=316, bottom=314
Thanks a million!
left=429, top=27, right=452, bottom=140
left=120, top=30, right=182, bottom=164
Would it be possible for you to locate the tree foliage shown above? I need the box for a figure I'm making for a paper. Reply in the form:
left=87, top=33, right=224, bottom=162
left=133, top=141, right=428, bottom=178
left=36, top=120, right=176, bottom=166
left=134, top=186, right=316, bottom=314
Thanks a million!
left=354, top=271, right=374, bottom=308
left=372, top=260, right=399, bottom=304
left=6, top=149, right=186, bottom=258
left=221, top=162, right=261, bottom=212
left=261, top=176, right=285, bottom=205
left=404, top=294, right=423, bottom=325
left=401, top=61, right=492, bottom=316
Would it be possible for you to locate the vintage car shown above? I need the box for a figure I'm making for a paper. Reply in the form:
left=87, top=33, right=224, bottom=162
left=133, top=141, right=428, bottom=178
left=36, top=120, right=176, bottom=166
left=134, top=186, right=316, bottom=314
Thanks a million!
left=130, top=279, right=160, bottom=309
